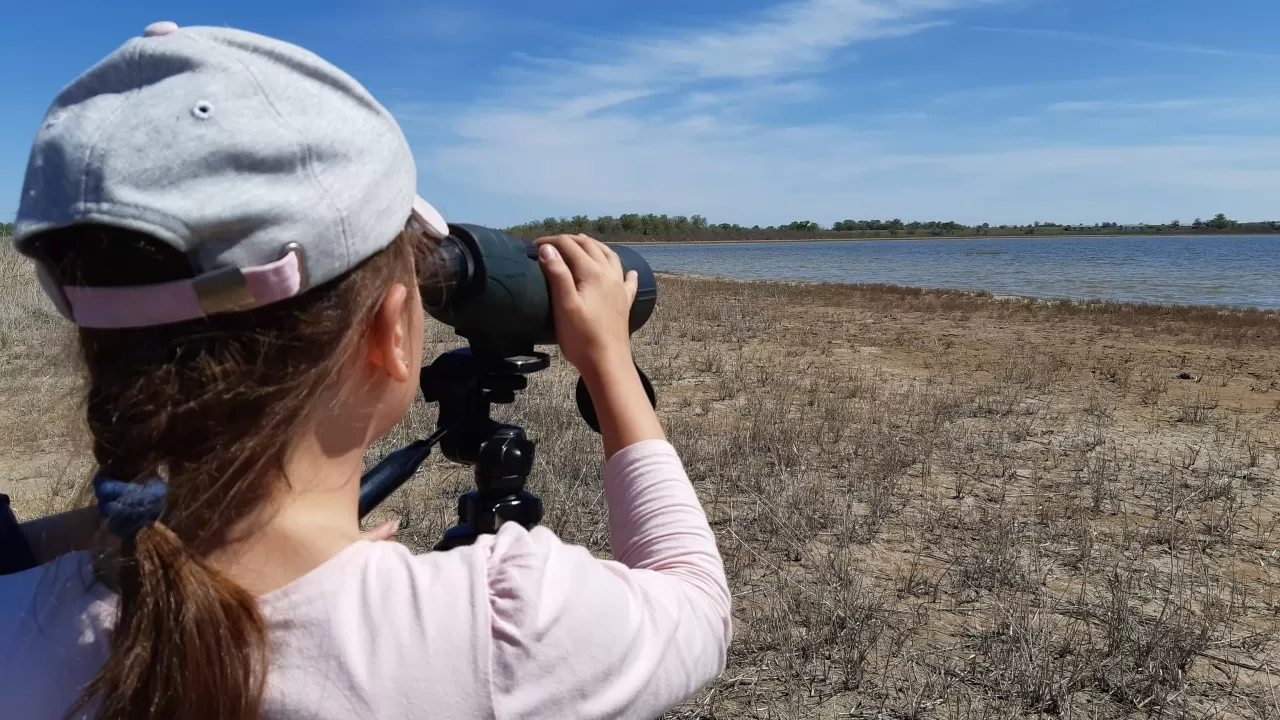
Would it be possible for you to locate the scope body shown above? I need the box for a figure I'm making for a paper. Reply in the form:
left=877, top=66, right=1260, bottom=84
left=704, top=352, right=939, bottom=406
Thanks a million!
left=424, top=224, right=657, bottom=357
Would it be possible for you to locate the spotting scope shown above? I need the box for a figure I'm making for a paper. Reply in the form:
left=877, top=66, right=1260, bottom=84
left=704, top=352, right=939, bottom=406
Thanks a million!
left=423, top=224, right=658, bottom=358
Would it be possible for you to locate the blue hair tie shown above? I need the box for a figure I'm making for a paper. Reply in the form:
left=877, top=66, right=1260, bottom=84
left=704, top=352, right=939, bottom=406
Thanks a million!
left=93, top=474, right=168, bottom=539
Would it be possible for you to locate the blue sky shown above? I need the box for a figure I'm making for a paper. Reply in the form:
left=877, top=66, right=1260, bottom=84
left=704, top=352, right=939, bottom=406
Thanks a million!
left=5, top=0, right=1280, bottom=228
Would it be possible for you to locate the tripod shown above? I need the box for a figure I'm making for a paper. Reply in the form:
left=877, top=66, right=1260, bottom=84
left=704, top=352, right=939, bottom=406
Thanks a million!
left=358, top=348, right=549, bottom=550
left=358, top=344, right=655, bottom=549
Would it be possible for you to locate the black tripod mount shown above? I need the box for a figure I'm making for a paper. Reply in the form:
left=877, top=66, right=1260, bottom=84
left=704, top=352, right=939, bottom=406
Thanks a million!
left=358, top=347, right=548, bottom=550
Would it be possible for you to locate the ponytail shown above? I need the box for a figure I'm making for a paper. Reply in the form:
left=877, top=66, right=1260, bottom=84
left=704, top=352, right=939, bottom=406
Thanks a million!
left=70, top=508, right=268, bottom=719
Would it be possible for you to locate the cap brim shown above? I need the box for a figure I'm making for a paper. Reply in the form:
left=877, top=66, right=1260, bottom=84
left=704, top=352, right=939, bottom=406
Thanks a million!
left=411, top=195, right=449, bottom=240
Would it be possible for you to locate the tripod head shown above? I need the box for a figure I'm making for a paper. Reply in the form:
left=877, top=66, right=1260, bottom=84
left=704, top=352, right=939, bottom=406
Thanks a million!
left=424, top=349, right=548, bottom=550
left=359, top=347, right=550, bottom=550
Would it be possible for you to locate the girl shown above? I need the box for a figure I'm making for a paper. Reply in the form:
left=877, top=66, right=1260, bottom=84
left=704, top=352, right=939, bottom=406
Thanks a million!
left=0, top=22, right=731, bottom=720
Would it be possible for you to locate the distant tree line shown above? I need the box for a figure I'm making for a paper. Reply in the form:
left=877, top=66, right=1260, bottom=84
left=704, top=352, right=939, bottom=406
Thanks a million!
left=505, top=212, right=1280, bottom=242
left=0, top=222, right=12, bottom=236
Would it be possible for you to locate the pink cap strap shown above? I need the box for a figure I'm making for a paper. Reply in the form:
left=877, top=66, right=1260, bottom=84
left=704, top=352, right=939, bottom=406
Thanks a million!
left=61, top=250, right=304, bottom=329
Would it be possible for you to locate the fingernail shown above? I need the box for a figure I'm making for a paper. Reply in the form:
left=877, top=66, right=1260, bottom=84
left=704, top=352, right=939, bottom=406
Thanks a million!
left=540, top=245, right=559, bottom=262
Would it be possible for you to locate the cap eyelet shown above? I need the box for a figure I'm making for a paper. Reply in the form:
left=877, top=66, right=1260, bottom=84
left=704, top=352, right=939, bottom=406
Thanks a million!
left=280, top=243, right=308, bottom=290
left=192, top=101, right=215, bottom=120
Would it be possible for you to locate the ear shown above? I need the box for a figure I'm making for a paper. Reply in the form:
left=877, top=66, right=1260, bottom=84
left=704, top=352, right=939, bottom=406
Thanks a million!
left=367, top=283, right=413, bottom=383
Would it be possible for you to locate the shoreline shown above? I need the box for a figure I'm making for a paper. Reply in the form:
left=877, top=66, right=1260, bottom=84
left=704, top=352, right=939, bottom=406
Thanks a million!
left=619, top=232, right=1271, bottom=246
left=651, top=271, right=1280, bottom=315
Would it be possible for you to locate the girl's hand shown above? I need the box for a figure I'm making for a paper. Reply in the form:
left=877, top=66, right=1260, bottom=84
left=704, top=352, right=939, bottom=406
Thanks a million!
left=535, top=234, right=639, bottom=381
left=361, top=517, right=401, bottom=542
left=536, top=233, right=664, bottom=458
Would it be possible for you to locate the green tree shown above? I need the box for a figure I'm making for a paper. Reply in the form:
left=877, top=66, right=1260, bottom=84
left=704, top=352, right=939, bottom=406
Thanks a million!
left=1207, top=213, right=1235, bottom=230
left=671, top=215, right=691, bottom=239
left=593, top=216, right=619, bottom=236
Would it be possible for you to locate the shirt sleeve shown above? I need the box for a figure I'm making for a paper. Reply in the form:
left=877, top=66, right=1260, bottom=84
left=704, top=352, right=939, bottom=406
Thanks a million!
left=485, top=439, right=732, bottom=720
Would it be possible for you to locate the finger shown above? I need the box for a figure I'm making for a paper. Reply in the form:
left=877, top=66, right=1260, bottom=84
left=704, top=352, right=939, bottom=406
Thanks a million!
left=572, top=234, right=610, bottom=266
left=536, top=234, right=580, bottom=248
left=539, top=243, right=583, bottom=309
left=624, top=270, right=639, bottom=305
left=599, top=242, right=623, bottom=275
left=544, top=235, right=596, bottom=282
left=361, top=517, right=401, bottom=542
left=536, top=235, right=592, bottom=280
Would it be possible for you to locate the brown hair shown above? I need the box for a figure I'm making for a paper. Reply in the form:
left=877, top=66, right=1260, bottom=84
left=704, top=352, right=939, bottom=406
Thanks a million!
left=30, top=222, right=433, bottom=720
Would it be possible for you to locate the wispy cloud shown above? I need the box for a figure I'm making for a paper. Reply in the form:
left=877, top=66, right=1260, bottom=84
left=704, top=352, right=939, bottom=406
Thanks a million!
left=970, top=26, right=1280, bottom=60
left=461, top=0, right=981, bottom=131
left=1044, top=97, right=1280, bottom=124
left=548, top=2, right=960, bottom=84
left=1049, top=99, right=1215, bottom=113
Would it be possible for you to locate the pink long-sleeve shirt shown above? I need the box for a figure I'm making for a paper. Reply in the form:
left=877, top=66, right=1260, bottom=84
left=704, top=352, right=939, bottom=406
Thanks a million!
left=0, top=439, right=732, bottom=719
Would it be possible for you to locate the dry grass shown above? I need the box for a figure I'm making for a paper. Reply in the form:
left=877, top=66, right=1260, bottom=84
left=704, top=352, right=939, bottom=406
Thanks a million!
left=3, top=237, right=1279, bottom=718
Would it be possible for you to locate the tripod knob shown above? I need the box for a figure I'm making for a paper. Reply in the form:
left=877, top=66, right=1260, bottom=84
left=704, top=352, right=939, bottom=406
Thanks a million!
left=477, top=426, right=535, bottom=492
left=575, top=362, right=657, bottom=433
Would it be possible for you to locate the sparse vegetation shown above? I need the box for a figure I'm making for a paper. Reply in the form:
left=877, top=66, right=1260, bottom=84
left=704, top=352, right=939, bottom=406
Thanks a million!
left=2, top=237, right=1278, bottom=718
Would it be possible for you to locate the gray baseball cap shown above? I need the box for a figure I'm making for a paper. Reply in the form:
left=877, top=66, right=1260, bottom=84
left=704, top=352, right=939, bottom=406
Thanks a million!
left=13, top=21, right=449, bottom=328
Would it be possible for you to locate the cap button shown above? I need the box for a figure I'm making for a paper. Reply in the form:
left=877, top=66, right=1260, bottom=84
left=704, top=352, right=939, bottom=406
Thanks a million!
left=143, top=21, right=179, bottom=37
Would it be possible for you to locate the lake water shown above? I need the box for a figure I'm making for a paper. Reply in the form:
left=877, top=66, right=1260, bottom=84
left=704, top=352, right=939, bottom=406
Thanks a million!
left=625, top=235, right=1280, bottom=310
